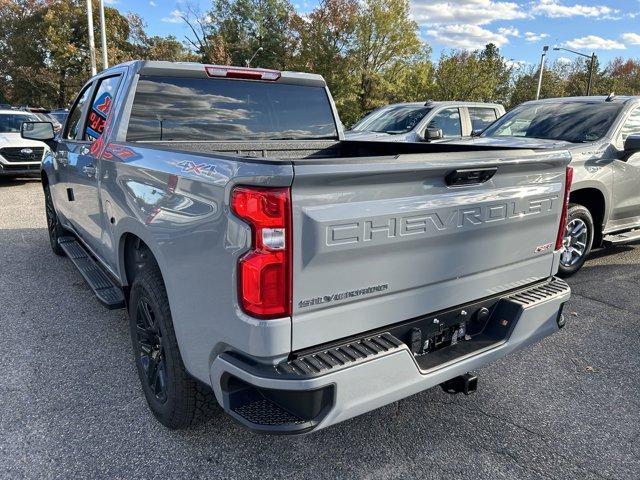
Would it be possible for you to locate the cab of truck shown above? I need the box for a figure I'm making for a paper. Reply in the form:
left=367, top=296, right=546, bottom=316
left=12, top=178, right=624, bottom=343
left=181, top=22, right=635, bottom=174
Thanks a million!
left=346, top=101, right=505, bottom=143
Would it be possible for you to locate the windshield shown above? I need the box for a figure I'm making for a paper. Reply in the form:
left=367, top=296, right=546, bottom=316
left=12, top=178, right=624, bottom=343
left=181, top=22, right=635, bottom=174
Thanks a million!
left=482, top=101, right=623, bottom=143
left=351, top=105, right=432, bottom=134
left=127, top=76, right=338, bottom=141
left=0, top=113, right=39, bottom=133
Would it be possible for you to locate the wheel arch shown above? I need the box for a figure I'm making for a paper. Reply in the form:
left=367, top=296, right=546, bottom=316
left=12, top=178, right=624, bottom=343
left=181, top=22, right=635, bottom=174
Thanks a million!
left=569, top=187, right=607, bottom=246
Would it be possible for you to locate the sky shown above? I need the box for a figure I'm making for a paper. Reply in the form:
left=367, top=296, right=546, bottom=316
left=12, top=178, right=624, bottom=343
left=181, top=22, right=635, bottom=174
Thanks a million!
left=108, top=0, right=640, bottom=68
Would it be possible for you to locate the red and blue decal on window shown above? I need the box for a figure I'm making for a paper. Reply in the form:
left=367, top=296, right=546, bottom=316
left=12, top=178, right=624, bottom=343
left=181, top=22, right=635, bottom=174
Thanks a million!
left=86, top=92, right=113, bottom=141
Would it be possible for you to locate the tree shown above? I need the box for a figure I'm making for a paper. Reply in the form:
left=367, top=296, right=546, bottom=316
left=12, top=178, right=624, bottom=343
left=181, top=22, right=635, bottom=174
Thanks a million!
left=433, top=44, right=511, bottom=103
left=193, top=0, right=298, bottom=69
left=292, top=0, right=359, bottom=122
left=0, top=0, right=51, bottom=106
left=508, top=64, right=566, bottom=108
left=604, top=58, right=640, bottom=95
left=352, top=0, right=422, bottom=116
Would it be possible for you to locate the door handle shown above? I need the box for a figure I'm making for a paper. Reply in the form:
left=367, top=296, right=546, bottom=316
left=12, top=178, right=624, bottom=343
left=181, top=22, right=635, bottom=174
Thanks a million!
left=57, top=151, right=69, bottom=166
left=445, top=167, right=498, bottom=187
left=83, top=165, right=97, bottom=177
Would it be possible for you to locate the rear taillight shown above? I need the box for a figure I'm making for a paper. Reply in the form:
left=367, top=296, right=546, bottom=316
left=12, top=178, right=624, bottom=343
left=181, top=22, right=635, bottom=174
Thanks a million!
left=231, top=186, right=291, bottom=319
left=555, top=166, right=574, bottom=250
left=205, top=65, right=281, bottom=81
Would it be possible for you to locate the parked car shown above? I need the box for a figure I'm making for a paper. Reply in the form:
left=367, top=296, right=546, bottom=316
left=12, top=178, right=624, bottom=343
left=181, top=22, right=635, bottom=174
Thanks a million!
left=443, top=95, right=640, bottom=276
left=20, top=107, right=63, bottom=134
left=23, top=61, right=570, bottom=434
left=49, top=109, right=69, bottom=127
left=346, top=101, right=505, bottom=142
left=0, top=109, right=50, bottom=178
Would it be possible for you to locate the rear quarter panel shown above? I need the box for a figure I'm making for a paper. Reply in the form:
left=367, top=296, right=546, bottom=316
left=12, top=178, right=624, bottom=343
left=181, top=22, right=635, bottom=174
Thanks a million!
left=98, top=143, right=294, bottom=383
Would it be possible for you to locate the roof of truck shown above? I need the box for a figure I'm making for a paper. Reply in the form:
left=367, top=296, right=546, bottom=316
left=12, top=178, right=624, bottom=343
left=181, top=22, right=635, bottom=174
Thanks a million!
left=381, top=101, right=504, bottom=109
left=101, top=60, right=327, bottom=88
left=0, top=109, right=37, bottom=116
left=524, top=95, right=640, bottom=105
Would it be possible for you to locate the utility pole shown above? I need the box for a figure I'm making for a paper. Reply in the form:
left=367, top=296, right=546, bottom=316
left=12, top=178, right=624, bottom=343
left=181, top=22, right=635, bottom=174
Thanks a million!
left=86, top=0, right=97, bottom=76
left=586, top=52, right=595, bottom=96
left=535, top=45, right=549, bottom=100
left=553, top=47, right=597, bottom=96
left=99, top=0, right=108, bottom=70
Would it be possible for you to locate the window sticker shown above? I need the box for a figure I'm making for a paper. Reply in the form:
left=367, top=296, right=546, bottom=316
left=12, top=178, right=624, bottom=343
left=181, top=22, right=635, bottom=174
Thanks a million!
left=86, top=92, right=113, bottom=141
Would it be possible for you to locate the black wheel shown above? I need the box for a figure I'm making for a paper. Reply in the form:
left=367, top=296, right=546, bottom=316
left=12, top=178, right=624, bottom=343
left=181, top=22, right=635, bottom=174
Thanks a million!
left=558, top=204, right=594, bottom=277
left=128, top=264, right=216, bottom=429
left=44, top=184, right=65, bottom=256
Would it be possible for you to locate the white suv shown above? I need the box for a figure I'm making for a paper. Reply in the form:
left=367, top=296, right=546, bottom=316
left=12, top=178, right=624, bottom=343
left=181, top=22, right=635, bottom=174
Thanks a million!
left=0, top=110, right=51, bottom=178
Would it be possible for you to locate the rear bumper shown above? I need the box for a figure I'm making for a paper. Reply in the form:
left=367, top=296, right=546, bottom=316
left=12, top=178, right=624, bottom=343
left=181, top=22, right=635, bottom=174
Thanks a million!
left=209, top=277, right=570, bottom=434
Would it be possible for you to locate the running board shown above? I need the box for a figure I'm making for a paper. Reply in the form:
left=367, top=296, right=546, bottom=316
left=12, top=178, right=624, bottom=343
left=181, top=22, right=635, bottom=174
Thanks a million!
left=603, top=229, right=640, bottom=246
left=58, top=236, right=125, bottom=309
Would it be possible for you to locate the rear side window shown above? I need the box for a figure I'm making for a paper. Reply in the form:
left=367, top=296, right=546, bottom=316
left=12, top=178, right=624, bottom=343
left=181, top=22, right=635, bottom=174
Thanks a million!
left=126, top=76, right=338, bottom=141
left=84, top=75, right=122, bottom=141
left=469, top=107, right=498, bottom=131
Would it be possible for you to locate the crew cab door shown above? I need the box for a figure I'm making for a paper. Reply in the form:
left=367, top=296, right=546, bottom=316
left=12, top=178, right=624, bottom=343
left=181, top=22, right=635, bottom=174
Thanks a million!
left=611, top=106, right=640, bottom=224
left=54, top=83, right=93, bottom=223
left=66, top=74, right=123, bottom=248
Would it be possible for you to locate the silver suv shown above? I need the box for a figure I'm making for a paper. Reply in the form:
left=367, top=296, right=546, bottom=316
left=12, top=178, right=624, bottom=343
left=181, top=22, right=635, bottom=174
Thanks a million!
left=346, top=101, right=505, bottom=142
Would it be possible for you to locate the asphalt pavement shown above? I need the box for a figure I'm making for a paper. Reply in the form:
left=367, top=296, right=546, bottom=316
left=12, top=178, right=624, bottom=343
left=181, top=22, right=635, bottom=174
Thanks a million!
left=1, top=178, right=638, bottom=480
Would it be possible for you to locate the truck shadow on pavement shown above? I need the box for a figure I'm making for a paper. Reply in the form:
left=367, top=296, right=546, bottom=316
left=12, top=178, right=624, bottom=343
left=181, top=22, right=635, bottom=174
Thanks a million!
left=2, top=226, right=639, bottom=480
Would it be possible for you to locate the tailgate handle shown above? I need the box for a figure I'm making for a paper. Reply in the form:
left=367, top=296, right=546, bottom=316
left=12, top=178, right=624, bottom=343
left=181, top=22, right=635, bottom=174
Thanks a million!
left=445, top=167, right=497, bottom=187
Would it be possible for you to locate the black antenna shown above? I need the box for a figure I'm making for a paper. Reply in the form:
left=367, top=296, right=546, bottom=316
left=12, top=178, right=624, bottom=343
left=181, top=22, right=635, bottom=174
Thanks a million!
left=605, top=92, right=616, bottom=102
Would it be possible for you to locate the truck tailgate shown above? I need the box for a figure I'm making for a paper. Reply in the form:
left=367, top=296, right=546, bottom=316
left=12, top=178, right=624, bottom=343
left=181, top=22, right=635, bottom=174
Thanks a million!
left=290, top=149, right=571, bottom=350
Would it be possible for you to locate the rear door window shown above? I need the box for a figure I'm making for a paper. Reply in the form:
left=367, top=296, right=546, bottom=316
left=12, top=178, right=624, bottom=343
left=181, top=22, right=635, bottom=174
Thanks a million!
left=428, top=108, right=462, bottom=138
left=469, top=107, right=498, bottom=131
left=126, top=76, right=338, bottom=141
left=84, top=75, right=122, bottom=141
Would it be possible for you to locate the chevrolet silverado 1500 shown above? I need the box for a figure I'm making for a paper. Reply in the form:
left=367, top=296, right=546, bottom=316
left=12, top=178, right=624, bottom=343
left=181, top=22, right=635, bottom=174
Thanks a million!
left=22, top=61, right=571, bottom=433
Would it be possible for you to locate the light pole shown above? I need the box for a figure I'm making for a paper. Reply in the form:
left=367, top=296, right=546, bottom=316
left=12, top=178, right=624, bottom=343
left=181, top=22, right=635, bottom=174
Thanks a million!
left=536, top=45, right=549, bottom=100
left=245, top=47, right=263, bottom=67
left=553, top=46, right=596, bottom=95
left=86, top=0, right=97, bottom=76
left=99, top=0, right=108, bottom=69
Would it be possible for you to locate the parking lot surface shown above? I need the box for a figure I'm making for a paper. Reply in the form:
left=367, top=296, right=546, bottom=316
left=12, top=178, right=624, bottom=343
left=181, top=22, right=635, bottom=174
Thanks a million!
left=1, top=178, right=638, bottom=480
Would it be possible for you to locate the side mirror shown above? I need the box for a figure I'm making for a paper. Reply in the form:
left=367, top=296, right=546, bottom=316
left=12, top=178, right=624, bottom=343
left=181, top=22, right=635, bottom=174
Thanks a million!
left=471, top=129, right=483, bottom=137
left=425, top=127, right=443, bottom=141
left=21, top=121, right=55, bottom=141
left=624, top=134, right=640, bottom=153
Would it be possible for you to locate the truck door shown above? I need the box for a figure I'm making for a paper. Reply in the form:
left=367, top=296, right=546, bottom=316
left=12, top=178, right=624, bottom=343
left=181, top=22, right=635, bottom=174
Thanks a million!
left=54, top=83, right=93, bottom=223
left=426, top=107, right=464, bottom=139
left=612, top=107, right=640, bottom=224
left=66, top=74, right=123, bottom=250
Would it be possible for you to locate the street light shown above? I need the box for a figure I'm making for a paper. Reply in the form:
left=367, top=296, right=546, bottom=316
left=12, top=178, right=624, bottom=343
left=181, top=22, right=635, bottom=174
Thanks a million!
left=553, top=46, right=596, bottom=96
left=536, top=45, right=549, bottom=100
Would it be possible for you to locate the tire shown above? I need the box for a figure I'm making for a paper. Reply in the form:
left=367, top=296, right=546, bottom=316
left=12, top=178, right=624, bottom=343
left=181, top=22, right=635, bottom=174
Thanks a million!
left=44, top=184, right=65, bottom=256
left=128, top=264, right=216, bottom=429
left=558, top=204, right=594, bottom=277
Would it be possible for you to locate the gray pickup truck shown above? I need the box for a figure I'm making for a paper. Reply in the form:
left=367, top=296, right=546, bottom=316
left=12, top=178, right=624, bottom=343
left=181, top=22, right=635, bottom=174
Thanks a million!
left=445, top=95, right=640, bottom=276
left=22, top=61, right=571, bottom=434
